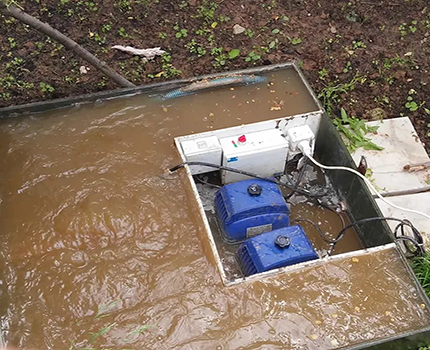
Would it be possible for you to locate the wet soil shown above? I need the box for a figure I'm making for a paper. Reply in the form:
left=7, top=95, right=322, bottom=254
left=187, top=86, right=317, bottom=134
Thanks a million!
left=0, top=0, right=429, bottom=152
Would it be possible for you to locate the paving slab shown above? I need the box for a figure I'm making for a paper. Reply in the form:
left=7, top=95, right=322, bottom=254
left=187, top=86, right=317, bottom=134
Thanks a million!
left=347, top=117, right=430, bottom=248
left=350, top=117, right=430, bottom=194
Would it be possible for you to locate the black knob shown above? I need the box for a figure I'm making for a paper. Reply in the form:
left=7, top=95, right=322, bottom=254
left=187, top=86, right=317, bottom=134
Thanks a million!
left=275, top=235, right=291, bottom=248
left=247, top=184, right=262, bottom=196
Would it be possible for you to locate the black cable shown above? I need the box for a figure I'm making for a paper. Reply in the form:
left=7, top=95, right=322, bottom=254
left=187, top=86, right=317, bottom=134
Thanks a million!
left=292, top=204, right=346, bottom=245
left=286, top=157, right=308, bottom=199
left=284, top=158, right=331, bottom=199
left=327, top=217, right=425, bottom=257
left=195, top=174, right=221, bottom=189
left=316, top=201, right=347, bottom=229
left=169, top=161, right=318, bottom=197
left=292, top=218, right=336, bottom=244
left=393, top=219, right=424, bottom=256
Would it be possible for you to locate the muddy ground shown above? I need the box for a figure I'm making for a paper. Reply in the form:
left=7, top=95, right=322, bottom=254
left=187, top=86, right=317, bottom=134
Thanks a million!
left=0, top=0, right=429, bottom=152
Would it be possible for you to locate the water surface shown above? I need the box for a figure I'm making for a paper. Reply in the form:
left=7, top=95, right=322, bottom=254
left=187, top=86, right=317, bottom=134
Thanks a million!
left=0, top=70, right=429, bottom=350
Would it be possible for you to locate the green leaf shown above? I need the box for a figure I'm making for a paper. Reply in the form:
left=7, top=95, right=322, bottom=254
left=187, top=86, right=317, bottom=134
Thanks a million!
left=340, top=108, right=348, bottom=122
left=228, top=49, right=240, bottom=59
left=272, top=28, right=280, bottom=34
left=366, top=125, right=379, bottom=133
left=363, top=142, right=384, bottom=151
left=128, top=325, right=151, bottom=335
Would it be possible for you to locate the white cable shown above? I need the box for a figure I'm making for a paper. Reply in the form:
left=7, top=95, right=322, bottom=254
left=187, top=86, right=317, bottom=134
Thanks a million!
left=297, top=141, right=430, bottom=220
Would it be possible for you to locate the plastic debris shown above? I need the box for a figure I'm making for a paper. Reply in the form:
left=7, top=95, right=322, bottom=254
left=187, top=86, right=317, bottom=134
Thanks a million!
left=111, top=45, right=166, bottom=60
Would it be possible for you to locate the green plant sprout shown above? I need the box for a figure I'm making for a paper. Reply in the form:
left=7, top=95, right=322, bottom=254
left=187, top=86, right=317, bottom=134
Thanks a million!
left=333, top=108, right=384, bottom=152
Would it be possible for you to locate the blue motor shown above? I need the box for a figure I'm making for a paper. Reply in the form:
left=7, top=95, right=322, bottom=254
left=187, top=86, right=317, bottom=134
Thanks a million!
left=214, top=179, right=290, bottom=241
left=236, top=225, right=318, bottom=276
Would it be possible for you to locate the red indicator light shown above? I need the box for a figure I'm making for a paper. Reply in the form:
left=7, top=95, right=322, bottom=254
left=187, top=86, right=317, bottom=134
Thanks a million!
left=238, top=135, right=246, bottom=143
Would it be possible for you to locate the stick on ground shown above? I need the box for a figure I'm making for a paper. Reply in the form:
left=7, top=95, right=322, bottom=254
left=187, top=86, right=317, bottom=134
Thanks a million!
left=0, top=1, right=135, bottom=88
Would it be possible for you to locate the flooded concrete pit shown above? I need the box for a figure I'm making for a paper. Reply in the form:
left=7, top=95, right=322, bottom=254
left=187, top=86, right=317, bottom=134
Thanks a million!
left=0, top=69, right=429, bottom=349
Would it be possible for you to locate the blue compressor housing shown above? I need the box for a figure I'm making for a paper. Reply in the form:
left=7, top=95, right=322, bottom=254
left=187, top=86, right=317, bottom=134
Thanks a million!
left=237, top=225, right=318, bottom=276
left=214, top=179, right=290, bottom=241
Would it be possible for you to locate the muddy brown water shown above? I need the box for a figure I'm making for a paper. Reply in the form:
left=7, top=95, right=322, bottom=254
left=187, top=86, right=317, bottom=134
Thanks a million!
left=0, top=70, right=429, bottom=350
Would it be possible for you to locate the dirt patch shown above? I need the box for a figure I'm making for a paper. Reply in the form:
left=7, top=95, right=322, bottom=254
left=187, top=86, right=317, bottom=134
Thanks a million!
left=1, top=0, right=429, bottom=152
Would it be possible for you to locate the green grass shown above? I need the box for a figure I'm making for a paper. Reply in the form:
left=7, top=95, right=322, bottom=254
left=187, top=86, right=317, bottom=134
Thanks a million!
left=89, top=322, right=117, bottom=343
left=95, top=300, right=120, bottom=319
left=411, top=253, right=430, bottom=299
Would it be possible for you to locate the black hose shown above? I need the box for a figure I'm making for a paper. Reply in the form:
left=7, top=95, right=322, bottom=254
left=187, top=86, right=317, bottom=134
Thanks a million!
left=169, top=161, right=317, bottom=197
left=292, top=203, right=346, bottom=246
left=285, top=157, right=309, bottom=199
left=292, top=218, right=336, bottom=245
left=327, top=217, right=425, bottom=257
left=195, top=174, right=221, bottom=189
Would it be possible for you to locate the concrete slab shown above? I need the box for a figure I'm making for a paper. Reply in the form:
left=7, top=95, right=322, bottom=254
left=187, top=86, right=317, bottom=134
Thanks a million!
left=376, top=193, right=430, bottom=248
left=350, top=117, right=430, bottom=194
left=347, top=117, right=430, bottom=248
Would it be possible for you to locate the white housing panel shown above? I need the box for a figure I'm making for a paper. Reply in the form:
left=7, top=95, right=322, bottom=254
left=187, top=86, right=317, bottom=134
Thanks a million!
left=219, top=129, right=289, bottom=183
left=181, top=136, right=222, bottom=175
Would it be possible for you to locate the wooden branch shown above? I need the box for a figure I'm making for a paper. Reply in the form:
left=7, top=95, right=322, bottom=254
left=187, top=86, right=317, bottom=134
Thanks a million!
left=0, top=2, right=135, bottom=88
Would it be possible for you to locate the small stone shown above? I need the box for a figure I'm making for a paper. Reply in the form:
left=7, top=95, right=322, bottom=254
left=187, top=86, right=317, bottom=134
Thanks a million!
left=70, top=251, right=87, bottom=267
left=24, top=41, right=35, bottom=50
left=329, top=23, right=337, bottom=33
left=79, top=66, right=88, bottom=74
left=394, top=70, right=406, bottom=80
left=352, top=257, right=359, bottom=263
left=365, top=107, right=387, bottom=121
left=233, top=24, right=246, bottom=35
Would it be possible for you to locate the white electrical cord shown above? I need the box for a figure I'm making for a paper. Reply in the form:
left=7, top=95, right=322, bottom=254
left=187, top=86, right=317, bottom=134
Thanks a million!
left=298, top=141, right=430, bottom=220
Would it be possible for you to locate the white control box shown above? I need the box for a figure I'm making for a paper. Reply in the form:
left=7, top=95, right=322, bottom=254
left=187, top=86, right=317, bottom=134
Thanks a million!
left=286, top=124, right=315, bottom=155
left=180, top=136, right=223, bottom=175
left=219, top=129, right=289, bottom=184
